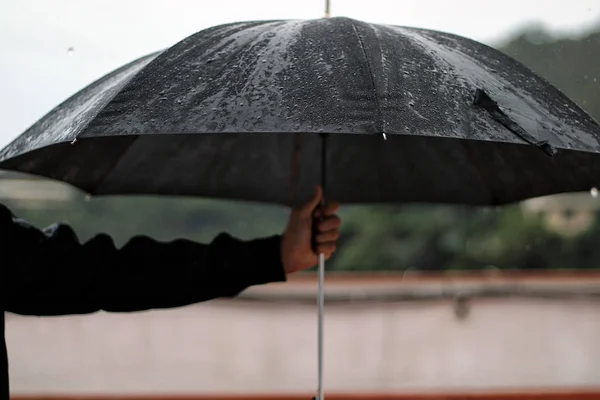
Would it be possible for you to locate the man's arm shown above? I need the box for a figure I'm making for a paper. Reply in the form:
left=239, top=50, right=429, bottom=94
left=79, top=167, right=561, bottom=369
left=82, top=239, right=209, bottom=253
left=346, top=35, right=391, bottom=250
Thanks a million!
left=1, top=203, right=286, bottom=316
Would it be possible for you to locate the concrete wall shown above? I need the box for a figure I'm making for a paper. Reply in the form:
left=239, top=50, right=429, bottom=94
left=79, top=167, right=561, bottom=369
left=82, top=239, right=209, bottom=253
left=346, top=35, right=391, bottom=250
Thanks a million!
left=6, top=294, right=600, bottom=395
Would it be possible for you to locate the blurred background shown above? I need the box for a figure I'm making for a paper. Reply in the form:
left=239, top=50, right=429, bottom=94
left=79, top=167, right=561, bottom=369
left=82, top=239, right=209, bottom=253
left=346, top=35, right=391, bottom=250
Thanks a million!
left=2, top=0, right=600, bottom=399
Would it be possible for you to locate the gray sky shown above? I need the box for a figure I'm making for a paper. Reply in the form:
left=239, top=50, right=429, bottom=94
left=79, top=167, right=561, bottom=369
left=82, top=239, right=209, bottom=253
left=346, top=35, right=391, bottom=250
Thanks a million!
left=1, top=0, right=598, bottom=148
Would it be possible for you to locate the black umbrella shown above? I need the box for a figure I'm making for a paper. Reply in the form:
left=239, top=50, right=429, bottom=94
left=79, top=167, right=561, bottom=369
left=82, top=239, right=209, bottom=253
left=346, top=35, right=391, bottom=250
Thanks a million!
left=2, top=18, right=600, bottom=206
left=2, top=17, right=600, bottom=400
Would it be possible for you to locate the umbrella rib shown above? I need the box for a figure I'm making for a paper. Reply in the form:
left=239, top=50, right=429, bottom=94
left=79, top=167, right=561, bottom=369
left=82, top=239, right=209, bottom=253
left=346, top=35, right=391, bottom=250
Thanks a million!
left=349, top=20, right=385, bottom=134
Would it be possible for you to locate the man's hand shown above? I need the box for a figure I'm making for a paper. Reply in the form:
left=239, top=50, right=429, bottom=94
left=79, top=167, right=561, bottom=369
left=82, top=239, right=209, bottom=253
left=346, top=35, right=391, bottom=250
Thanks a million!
left=281, top=186, right=341, bottom=275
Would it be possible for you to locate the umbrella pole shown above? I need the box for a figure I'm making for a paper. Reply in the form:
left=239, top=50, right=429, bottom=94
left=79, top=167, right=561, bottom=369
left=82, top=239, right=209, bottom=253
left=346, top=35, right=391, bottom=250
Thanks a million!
left=316, top=253, right=325, bottom=400
left=314, top=132, right=328, bottom=400
left=318, top=0, right=330, bottom=395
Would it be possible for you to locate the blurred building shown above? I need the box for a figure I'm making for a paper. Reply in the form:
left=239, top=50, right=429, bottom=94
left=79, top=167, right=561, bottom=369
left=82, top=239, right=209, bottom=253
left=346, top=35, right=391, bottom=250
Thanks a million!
left=6, top=272, right=600, bottom=398
left=521, top=192, right=600, bottom=236
left=0, top=170, right=75, bottom=208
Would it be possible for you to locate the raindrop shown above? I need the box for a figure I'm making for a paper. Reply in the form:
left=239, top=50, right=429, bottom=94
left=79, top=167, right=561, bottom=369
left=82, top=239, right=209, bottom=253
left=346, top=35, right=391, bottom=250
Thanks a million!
left=591, top=187, right=599, bottom=198
left=70, top=138, right=78, bottom=145
left=206, top=58, right=216, bottom=64
left=594, top=78, right=598, bottom=83
left=67, top=47, right=75, bottom=56
left=382, top=133, right=387, bottom=140
left=84, top=194, right=92, bottom=201
left=408, top=101, right=415, bottom=107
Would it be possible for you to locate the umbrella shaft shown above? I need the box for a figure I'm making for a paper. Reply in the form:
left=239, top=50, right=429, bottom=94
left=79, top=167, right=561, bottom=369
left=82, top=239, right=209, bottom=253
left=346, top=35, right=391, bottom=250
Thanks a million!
left=320, top=133, right=327, bottom=197
left=317, top=252, right=325, bottom=400
left=316, top=132, right=328, bottom=400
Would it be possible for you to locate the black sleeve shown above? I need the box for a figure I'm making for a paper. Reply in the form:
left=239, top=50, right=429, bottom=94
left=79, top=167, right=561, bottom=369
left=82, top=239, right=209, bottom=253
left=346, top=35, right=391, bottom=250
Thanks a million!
left=1, top=203, right=286, bottom=316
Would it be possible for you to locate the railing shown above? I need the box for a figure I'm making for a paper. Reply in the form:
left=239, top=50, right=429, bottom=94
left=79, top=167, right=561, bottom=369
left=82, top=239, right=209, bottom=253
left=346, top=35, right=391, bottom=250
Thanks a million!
left=12, top=391, right=600, bottom=400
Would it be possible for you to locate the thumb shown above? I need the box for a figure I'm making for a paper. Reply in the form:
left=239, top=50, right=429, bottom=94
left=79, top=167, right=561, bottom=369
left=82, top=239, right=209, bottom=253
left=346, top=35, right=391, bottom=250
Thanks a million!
left=298, top=185, right=322, bottom=216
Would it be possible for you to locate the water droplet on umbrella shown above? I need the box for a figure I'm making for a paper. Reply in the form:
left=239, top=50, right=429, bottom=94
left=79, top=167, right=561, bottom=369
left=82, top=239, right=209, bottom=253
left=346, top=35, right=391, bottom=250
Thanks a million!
left=591, top=187, right=598, bottom=198
left=67, top=47, right=75, bottom=56
left=70, top=138, right=78, bottom=145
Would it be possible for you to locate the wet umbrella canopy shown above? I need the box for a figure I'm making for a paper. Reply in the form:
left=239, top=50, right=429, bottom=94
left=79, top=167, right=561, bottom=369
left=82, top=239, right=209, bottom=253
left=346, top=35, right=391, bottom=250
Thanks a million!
left=2, top=17, right=600, bottom=206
